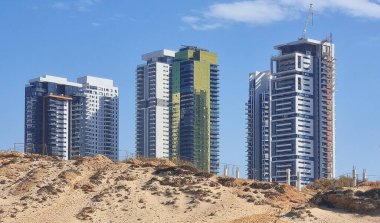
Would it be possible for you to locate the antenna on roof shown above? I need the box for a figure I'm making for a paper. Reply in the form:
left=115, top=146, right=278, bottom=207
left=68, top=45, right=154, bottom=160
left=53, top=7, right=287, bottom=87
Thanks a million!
left=300, top=4, right=313, bottom=40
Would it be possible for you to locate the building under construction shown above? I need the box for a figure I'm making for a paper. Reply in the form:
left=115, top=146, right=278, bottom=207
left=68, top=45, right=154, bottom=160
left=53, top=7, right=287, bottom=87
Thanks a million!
left=246, top=37, right=336, bottom=186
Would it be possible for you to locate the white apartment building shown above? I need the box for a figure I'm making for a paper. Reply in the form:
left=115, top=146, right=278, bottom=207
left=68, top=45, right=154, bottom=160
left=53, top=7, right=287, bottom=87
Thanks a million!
left=77, top=76, right=119, bottom=161
left=136, top=49, right=175, bottom=159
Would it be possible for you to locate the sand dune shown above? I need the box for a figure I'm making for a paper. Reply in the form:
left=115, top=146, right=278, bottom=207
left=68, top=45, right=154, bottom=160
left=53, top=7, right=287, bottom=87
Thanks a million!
left=0, top=152, right=379, bottom=223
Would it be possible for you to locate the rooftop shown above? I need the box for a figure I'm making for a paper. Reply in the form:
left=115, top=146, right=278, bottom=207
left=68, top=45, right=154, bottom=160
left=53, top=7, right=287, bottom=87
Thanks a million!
left=29, top=75, right=82, bottom=87
left=274, top=38, right=323, bottom=50
left=142, top=49, right=176, bottom=61
left=179, top=45, right=209, bottom=52
left=77, top=76, right=116, bottom=88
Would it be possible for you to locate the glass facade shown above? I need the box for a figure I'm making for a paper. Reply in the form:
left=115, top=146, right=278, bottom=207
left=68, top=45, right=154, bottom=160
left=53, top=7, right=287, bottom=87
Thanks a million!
left=25, top=75, right=119, bottom=161
left=25, top=80, right=84, bottom=159
left=170, top=46, right=219, bottom=174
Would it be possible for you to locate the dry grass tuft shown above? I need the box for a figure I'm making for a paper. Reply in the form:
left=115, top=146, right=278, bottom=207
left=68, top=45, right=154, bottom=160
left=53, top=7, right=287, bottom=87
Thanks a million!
left=359, top=181, right=380, bottom=187
left=307, top=176, right=352, bottom=191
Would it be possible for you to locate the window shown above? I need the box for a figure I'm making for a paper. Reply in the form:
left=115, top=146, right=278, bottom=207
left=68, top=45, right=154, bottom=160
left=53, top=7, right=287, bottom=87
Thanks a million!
left=297, top=56, right=302, bottom=69
left=298, top=77, right=302, bottom=90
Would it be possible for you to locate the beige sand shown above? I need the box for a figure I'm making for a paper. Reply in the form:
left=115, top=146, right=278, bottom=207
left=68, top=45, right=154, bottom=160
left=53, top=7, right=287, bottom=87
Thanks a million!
left=0, top=152, right=379, bottom=223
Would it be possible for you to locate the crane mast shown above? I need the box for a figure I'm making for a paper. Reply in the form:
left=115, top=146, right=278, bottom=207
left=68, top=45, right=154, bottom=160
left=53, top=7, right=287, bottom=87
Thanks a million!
left=300, top=4, right=313, bottom=39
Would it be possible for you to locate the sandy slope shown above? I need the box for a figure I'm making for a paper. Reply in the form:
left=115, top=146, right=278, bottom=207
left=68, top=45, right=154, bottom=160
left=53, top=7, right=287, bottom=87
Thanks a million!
left=0, top=152, right=379, bottom=223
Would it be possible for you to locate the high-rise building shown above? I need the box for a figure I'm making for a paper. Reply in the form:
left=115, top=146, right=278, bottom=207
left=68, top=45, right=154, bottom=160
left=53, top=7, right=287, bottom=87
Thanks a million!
left=135, top=49, right=175, bottom=159
left=171, top=46, right=219, bottom=174
left=25, top=75, right=84, bottom=159
left=246, top=71, right=271, bottom=181
left=25, top=75, right=119, bottom=161
left=78, top=76, right=119, bottom=161
left=247, top=38, right=335, bottom=186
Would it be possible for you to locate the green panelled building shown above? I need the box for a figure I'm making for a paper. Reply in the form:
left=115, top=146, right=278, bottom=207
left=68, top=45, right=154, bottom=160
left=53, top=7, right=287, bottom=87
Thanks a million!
left=170, top=46, right=219, bottom=174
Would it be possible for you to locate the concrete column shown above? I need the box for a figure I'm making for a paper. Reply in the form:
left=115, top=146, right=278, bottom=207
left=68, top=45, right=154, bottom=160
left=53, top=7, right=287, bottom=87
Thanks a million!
left=223, top=165, right=228, bottom=177
left=296, top=171, right=301, bottom=191
left=286, top=168, right=291, bottom=185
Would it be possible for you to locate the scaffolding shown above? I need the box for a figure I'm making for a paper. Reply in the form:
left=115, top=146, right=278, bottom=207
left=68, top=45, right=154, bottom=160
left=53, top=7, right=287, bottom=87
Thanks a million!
left=322, top=35, right=335, bottom=178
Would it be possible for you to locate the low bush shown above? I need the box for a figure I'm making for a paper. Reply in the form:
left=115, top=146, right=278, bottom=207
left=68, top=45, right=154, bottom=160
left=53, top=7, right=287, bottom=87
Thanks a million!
left=307, top=176, right=353, bottom=191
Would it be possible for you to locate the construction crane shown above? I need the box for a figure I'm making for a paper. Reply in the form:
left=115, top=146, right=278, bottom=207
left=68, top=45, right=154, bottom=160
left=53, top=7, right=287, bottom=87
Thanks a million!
left=300, top=4, right=314, bottom=39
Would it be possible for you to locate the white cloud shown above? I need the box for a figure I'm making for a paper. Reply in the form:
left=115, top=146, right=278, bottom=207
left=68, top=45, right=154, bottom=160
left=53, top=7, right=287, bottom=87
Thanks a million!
left=52, top=2, right=70, bottom=10
left=90, top=13, right=126, bottom=27
left=183, top=0, right=380, bottom=30
left=91, top=22, right=101, bottom=27
left=181, top=16, right=225, bottom=30
left=52, top=0, right=101, bottom=12
left=208, top=1, right=290, bottom=24
left=76, top=0, right=101, bottom=12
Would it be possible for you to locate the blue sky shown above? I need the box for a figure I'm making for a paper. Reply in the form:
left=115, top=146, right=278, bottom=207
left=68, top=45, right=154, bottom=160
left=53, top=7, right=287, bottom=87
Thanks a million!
left=0, top=0, right=379, bottom=179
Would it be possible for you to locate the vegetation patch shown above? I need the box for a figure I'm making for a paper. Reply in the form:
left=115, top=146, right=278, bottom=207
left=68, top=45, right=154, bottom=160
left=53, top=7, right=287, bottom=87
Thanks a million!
left=77, top=207, right=95, bottom=220
left=307, top=177, right=352, bottom=191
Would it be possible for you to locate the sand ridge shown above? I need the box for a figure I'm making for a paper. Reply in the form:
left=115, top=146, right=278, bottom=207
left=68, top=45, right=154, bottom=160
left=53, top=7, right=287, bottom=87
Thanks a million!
left=0, top=152, right=379, bottom=223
